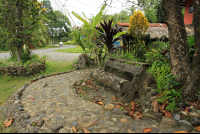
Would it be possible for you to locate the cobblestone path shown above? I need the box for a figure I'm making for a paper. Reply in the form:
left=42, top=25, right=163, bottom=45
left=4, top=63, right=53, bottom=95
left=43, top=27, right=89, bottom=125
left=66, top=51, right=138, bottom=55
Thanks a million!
left=1, top=68, right=199, bottom=133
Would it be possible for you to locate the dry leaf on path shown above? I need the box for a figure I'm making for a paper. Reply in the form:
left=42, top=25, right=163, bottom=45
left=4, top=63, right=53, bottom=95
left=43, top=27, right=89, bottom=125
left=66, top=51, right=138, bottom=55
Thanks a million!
left=129, top=111, right=134, bottom=116
left=165, top=112, right=172, bottom=119
left=132, top=114, right=142, bottom=119
left=93, top=122, right=98, bottom=125
left=4, top=117, right=14, bottom=127
left=111, top=97, right=117, bottom=101
left=72, top=126, right=77, bottom=133
left=116, top=104, right=121, bottom=109
left=143, top=128, right=152, bottom=133
left=3, top=117, right=11, bottom=124
left=97, top=102, right=105, bottom=106
left=94, top=89, right=98, bottom=91
left=194, top=126, right=200, bottom=131
left=82, top=128, right=91, bottom=133
left=173, top=131, right=189, bottom=133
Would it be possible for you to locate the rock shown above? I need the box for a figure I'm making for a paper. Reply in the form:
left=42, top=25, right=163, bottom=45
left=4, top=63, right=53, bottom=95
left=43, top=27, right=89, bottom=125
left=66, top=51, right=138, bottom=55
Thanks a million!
left=120, top=118, right=128, bottom=123
left=189, top=111, right=200, bottom=118
left=142, top=113, right=158, bottom=121
left=33, top=114, right=46, bottom=120
left=178, top=120, right=192, bottom=127
left=189, top=106, right=195, bottom=111
left=154, top=113, right=163, bottom=121
left=22, top=113, right=30, bottom=119
left=99, top=129, right=107, bottom=133
left=25, top=119, right=31, bottom=124
left=151, top=90, right=157, bottom=96
left=143, top=109, right=150, bottom=113
left=104, top=104, right=114, bottom=110
left=113, top=108, right=124, bottom=115
left=127, top=129, right=136, bottom=133
left=52, top=123, right=63, bottom=131
left=64, top=127, right=73, bottom=133
left=144, top=87, right=152, bottom=92
left=33, top=127, right=39, bottom=133
left=151, top=127, right=160, bottom=133
left=160, top=116, right=179, bottom=127
left=123, top=110, right=129, bottom=115
left=105, top=112, right=110, bottom=115
left=25, top=130, right=29, bottom=133
left=191, top=117, right=200, bottom=126
left=117, top=123, right=124, bottom=127
left=59, top=128, right=68, bottom=133
left=33, top=119, right=44, bottom=126
left=112, top=118, right=117, bottom=122
left=87, top=127, right=94, bottom=131
left=81, top=122, right=93, bottom=128
left=72, top=121, right=78, bottom=126
left=17, top=107, right=23, bottom=111
left=77, top=54, right=88, bottom=69
left=17, top=67, right=26, bottom=77
left=173, top=114, right=181, bottom=121
left=30, top=63, right=41, bottom=74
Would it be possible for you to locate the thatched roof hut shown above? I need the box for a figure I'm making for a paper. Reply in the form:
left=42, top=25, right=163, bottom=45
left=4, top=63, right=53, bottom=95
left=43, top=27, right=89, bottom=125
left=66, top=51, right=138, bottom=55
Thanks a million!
left=117, top=23, right=194, bottom=39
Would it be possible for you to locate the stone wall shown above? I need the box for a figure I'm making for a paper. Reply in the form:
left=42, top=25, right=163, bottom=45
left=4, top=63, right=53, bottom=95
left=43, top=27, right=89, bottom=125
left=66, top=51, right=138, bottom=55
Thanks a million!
left=0, top=62, right=46, bottom=77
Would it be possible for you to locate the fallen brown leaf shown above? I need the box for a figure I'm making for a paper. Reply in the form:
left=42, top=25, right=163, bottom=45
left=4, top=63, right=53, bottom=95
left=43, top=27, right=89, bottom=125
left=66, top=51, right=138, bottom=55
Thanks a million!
left=83, top=128, right=91, bottom=133
left=97, top=102, right=105, bottom=106
left=72, top=126, right=77, bottom=133
left=195, top=106, right=200, bottom=110
left=93, top=122, right=98, bottom=125
left=129, top=111, right=134, bottom=116
left=143, top=128, right=152, bottom=133
left=173, top=131, right=189, bottom=133
left=4, top=117, right=14, bottom=127
left=116, top=104, right=121, bottom=109
left=164, top=112, right=172, bottom=119
left=94, top=89, right=98, bottom=91
left=111, top=97, right=117, bottom=101
left=132, top=114, right=142, bottom=119
left=91, top=97, right=94, bottom=100
left=194, top=126, right=200, bottom=131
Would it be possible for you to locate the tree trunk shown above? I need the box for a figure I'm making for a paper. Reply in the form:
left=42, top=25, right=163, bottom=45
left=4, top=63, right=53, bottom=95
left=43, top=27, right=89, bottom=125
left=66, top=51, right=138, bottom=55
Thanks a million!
left=162, top=0, right=191, bottom=88
left=181, top=0, right=200, bottom=100
left=16, top=0, right=23, bottom=62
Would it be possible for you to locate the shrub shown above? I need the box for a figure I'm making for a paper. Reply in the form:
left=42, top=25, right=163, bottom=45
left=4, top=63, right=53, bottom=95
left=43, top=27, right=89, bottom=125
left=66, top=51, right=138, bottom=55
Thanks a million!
left=128, top=10, right=149, bottom=38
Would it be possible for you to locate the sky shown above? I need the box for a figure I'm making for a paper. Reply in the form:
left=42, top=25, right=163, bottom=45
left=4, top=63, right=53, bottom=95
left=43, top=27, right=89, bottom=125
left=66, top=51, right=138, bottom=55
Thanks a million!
left=45, top=0, right=136, bottom=27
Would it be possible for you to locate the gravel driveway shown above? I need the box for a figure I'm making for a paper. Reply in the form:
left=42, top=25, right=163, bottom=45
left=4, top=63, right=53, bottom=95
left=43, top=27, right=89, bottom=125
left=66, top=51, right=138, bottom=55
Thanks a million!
left=38, top=51, right=81, bottom=63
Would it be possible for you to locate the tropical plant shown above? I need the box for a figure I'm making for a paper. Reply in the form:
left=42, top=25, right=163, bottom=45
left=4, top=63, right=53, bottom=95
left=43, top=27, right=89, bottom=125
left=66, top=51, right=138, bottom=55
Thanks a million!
left=95, top=18, right=122, bottom=58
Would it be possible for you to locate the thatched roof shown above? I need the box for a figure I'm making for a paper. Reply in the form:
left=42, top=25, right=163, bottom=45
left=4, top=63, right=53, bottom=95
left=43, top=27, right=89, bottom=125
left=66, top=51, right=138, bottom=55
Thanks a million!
left=117, top=23, right=194, bottom=39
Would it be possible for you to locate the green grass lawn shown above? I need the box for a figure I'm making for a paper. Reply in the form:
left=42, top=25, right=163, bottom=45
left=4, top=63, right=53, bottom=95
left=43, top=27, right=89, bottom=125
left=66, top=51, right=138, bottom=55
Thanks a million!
left=54, top=46, right=87, bottom=53
left=0, top=61, right=74, bottom=107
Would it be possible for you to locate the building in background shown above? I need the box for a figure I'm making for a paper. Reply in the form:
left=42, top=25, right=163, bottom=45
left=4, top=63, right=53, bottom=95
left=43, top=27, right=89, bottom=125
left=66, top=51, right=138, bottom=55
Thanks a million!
left=180, top=0, right=193, bottom=25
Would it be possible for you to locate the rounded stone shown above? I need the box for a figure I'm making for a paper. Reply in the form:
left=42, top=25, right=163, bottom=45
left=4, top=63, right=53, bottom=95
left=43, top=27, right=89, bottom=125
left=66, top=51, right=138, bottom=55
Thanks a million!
left=113, top=108, right=124, bottom=115
left=160, top=116, right=179, bottom=127
left=52, top=124, right=63, bottom=131
left=59, top=128, right=68, bottom=133
left=117, top=123, right=125, bottom=127
left=72, top=121, right=78, bottom=126
left=121, top=118, right=128, bottom=123
left=33, top=127, right=39, bottom=133
left=173, top=114, right=181, bottom=121
left=104, top=104, right=115, bottom=110
left=22, top=113, right=30, bottom=119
